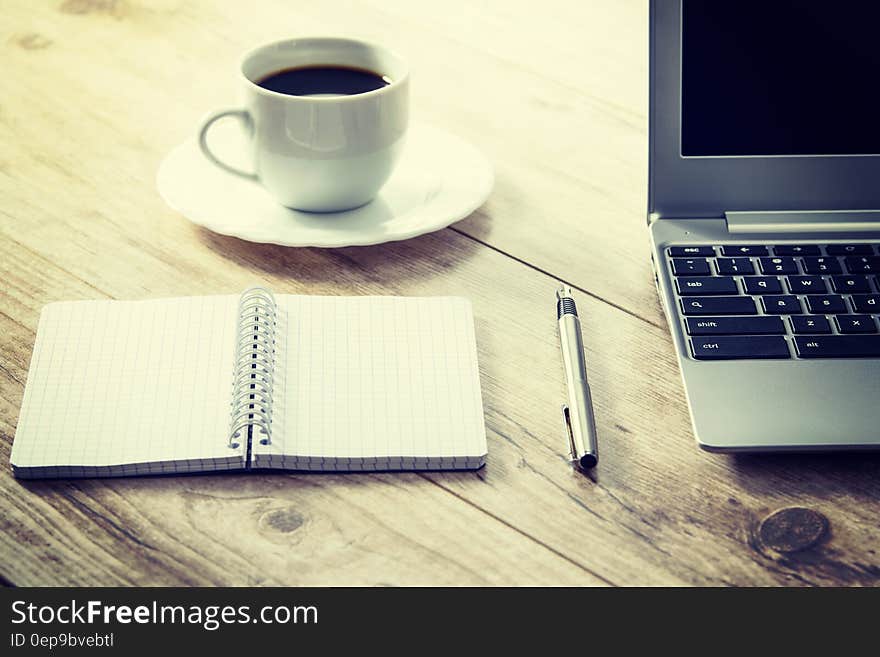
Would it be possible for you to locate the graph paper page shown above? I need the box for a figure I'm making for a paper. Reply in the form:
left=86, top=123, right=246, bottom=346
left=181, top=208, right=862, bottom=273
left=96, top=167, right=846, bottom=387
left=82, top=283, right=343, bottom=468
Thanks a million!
left=11, top=296, right=242, bottom=477
left=254, top=296, right=487, bottom=471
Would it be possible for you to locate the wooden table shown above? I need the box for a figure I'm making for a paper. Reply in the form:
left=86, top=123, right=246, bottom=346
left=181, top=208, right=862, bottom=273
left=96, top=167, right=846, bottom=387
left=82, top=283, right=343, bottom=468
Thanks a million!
left=1, top=0, right=877, bottom=587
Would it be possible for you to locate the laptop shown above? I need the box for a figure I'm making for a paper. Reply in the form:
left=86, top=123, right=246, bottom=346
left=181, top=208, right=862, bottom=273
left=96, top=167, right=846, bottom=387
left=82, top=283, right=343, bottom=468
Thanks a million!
left=649, top=0, right=880, bottom=451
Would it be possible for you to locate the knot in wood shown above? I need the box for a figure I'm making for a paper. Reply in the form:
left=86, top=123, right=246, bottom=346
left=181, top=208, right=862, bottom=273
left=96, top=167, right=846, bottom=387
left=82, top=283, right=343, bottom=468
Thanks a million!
left=259, top=507, right=305, bottom=534
left=758, top=507, right=828, bottom=553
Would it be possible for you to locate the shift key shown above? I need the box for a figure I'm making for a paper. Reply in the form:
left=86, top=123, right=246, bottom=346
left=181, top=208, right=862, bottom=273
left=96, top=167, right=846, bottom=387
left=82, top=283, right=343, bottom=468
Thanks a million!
left=685, top=316, right=785, bottom=335
left=681, top=296, right=757, bottom=315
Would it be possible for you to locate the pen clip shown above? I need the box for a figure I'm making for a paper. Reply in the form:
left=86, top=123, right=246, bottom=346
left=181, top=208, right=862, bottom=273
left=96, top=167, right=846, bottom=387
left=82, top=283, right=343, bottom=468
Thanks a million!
left=561, top=404, right=577, bottom=463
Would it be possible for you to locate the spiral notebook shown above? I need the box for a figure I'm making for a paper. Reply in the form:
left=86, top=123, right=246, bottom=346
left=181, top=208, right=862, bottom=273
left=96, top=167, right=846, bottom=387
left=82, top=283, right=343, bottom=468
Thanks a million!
left=10, top=288, right=487, bottom=479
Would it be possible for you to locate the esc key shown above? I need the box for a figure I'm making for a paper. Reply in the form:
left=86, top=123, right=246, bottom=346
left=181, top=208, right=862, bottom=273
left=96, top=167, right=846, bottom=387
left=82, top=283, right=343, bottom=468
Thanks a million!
left=669, top=246, right=715, bottom=257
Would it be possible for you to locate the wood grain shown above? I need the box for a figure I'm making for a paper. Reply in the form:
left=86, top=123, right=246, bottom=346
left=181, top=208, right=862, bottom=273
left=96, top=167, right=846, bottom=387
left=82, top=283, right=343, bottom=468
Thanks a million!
left=0, top=0, right=877, bottom=586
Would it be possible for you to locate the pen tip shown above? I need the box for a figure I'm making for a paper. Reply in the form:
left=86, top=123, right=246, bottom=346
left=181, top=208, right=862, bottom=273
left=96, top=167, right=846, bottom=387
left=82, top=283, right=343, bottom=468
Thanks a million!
left=556, top=284, right=573, bottom=300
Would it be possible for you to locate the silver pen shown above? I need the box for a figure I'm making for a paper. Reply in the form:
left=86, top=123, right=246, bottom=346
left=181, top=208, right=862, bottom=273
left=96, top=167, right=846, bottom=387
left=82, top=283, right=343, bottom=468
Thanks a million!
left=556, top=284, right=599, bottom=470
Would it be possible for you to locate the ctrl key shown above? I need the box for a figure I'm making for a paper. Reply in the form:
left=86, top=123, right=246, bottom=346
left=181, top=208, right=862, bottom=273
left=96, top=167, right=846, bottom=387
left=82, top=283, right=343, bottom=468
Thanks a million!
left=690, top=336, right=791, bottom=360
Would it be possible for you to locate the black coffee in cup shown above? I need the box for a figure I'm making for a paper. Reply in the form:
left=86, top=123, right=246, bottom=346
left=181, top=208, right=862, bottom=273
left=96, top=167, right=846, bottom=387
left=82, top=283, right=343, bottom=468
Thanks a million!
left=256, top=65, right=391, bottom=96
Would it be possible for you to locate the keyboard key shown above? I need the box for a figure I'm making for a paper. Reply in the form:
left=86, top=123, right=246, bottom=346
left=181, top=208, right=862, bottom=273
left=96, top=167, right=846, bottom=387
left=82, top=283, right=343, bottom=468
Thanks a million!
left=786, top=275, right=827, bottom=293
left=806, top=295, right=848, bottom=314
left=826, top=244, right=874, bottom=256
left=671, top=258, right=711, bottom=276
left=685, top=316, right=786, bottom=335
left=835, top=315, right=878, bottom=334
left=851, top=294, right=880, bottom=313
left=844, top=256, right=880, bottom=274
left=681, top=296, right=757, bottom=315
left=759, top=257, right=799, bottom=275
left=761, top=295, right=803, bottom=314
left=794, top=335, right=880, bottom=358
left=721, top=245, right=768, bottom=256
left=802, top=257, right=842, bottom=274
left=790, top=315, right=832, bottom=334
left=773, top=245, right=821, bottom=256
left=742, top=277, right=783, bottom=294
left=874, top=275, right=880, bottom=292
left=716, top=257, right=755, bottom=275
left=691, top=336, right=790, bottom=360
left=675, top=277, right=738, bottom=296
left=668, top=246, right=715, bottom=257
left=830, top=275, right=871, bottom=294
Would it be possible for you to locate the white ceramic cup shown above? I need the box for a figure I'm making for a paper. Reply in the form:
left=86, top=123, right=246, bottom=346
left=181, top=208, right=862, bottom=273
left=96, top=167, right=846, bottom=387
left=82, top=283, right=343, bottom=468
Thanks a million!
left=198, top=37, right=409, bottom=212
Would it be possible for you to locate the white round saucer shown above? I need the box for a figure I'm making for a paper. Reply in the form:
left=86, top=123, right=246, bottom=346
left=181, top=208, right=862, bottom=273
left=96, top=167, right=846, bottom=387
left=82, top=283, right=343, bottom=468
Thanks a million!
left=157, top=122, right=493, bottom=248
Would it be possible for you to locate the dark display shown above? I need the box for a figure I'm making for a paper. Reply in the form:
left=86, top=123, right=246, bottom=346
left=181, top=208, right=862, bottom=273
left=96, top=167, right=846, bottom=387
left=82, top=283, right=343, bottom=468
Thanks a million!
left=681, top=1, right=880, bottom=156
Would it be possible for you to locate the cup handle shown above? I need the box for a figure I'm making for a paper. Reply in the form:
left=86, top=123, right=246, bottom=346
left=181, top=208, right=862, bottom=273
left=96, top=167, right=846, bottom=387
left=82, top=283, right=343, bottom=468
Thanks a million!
left=197, top=108, right=258, bottom=180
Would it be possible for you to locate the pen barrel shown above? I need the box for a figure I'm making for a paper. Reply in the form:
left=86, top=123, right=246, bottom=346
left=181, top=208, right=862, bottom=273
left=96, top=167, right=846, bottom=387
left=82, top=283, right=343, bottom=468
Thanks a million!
left=568, top=382, right=599, bottom=457
left=558, top=313, right=599, bottom=465
left=559, top=314, right=588, bottom=383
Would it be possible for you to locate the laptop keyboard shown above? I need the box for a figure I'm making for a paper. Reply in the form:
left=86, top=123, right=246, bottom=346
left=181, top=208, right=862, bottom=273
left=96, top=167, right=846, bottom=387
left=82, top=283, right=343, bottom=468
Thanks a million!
left=665, top=244, right=880, bottom=360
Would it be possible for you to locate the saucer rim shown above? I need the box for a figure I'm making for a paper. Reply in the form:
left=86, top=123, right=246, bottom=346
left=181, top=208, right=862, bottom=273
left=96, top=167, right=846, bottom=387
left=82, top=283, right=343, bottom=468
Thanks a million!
left=157, top=122, right=494, bottom=248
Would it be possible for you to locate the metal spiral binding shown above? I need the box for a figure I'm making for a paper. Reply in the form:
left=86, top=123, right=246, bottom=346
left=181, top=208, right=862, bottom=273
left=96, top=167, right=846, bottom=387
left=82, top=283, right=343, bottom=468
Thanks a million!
left=228, top=287, right=277, bottom=449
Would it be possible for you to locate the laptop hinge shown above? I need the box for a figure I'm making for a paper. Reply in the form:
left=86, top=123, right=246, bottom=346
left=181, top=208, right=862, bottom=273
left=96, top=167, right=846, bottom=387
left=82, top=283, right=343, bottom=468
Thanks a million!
left=725, top=210, right=880, bottom=234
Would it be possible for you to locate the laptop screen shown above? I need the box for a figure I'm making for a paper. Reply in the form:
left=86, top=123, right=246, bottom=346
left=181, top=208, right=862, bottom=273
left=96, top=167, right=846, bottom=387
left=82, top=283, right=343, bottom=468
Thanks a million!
left=681, top=1, right=880, bottom=157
